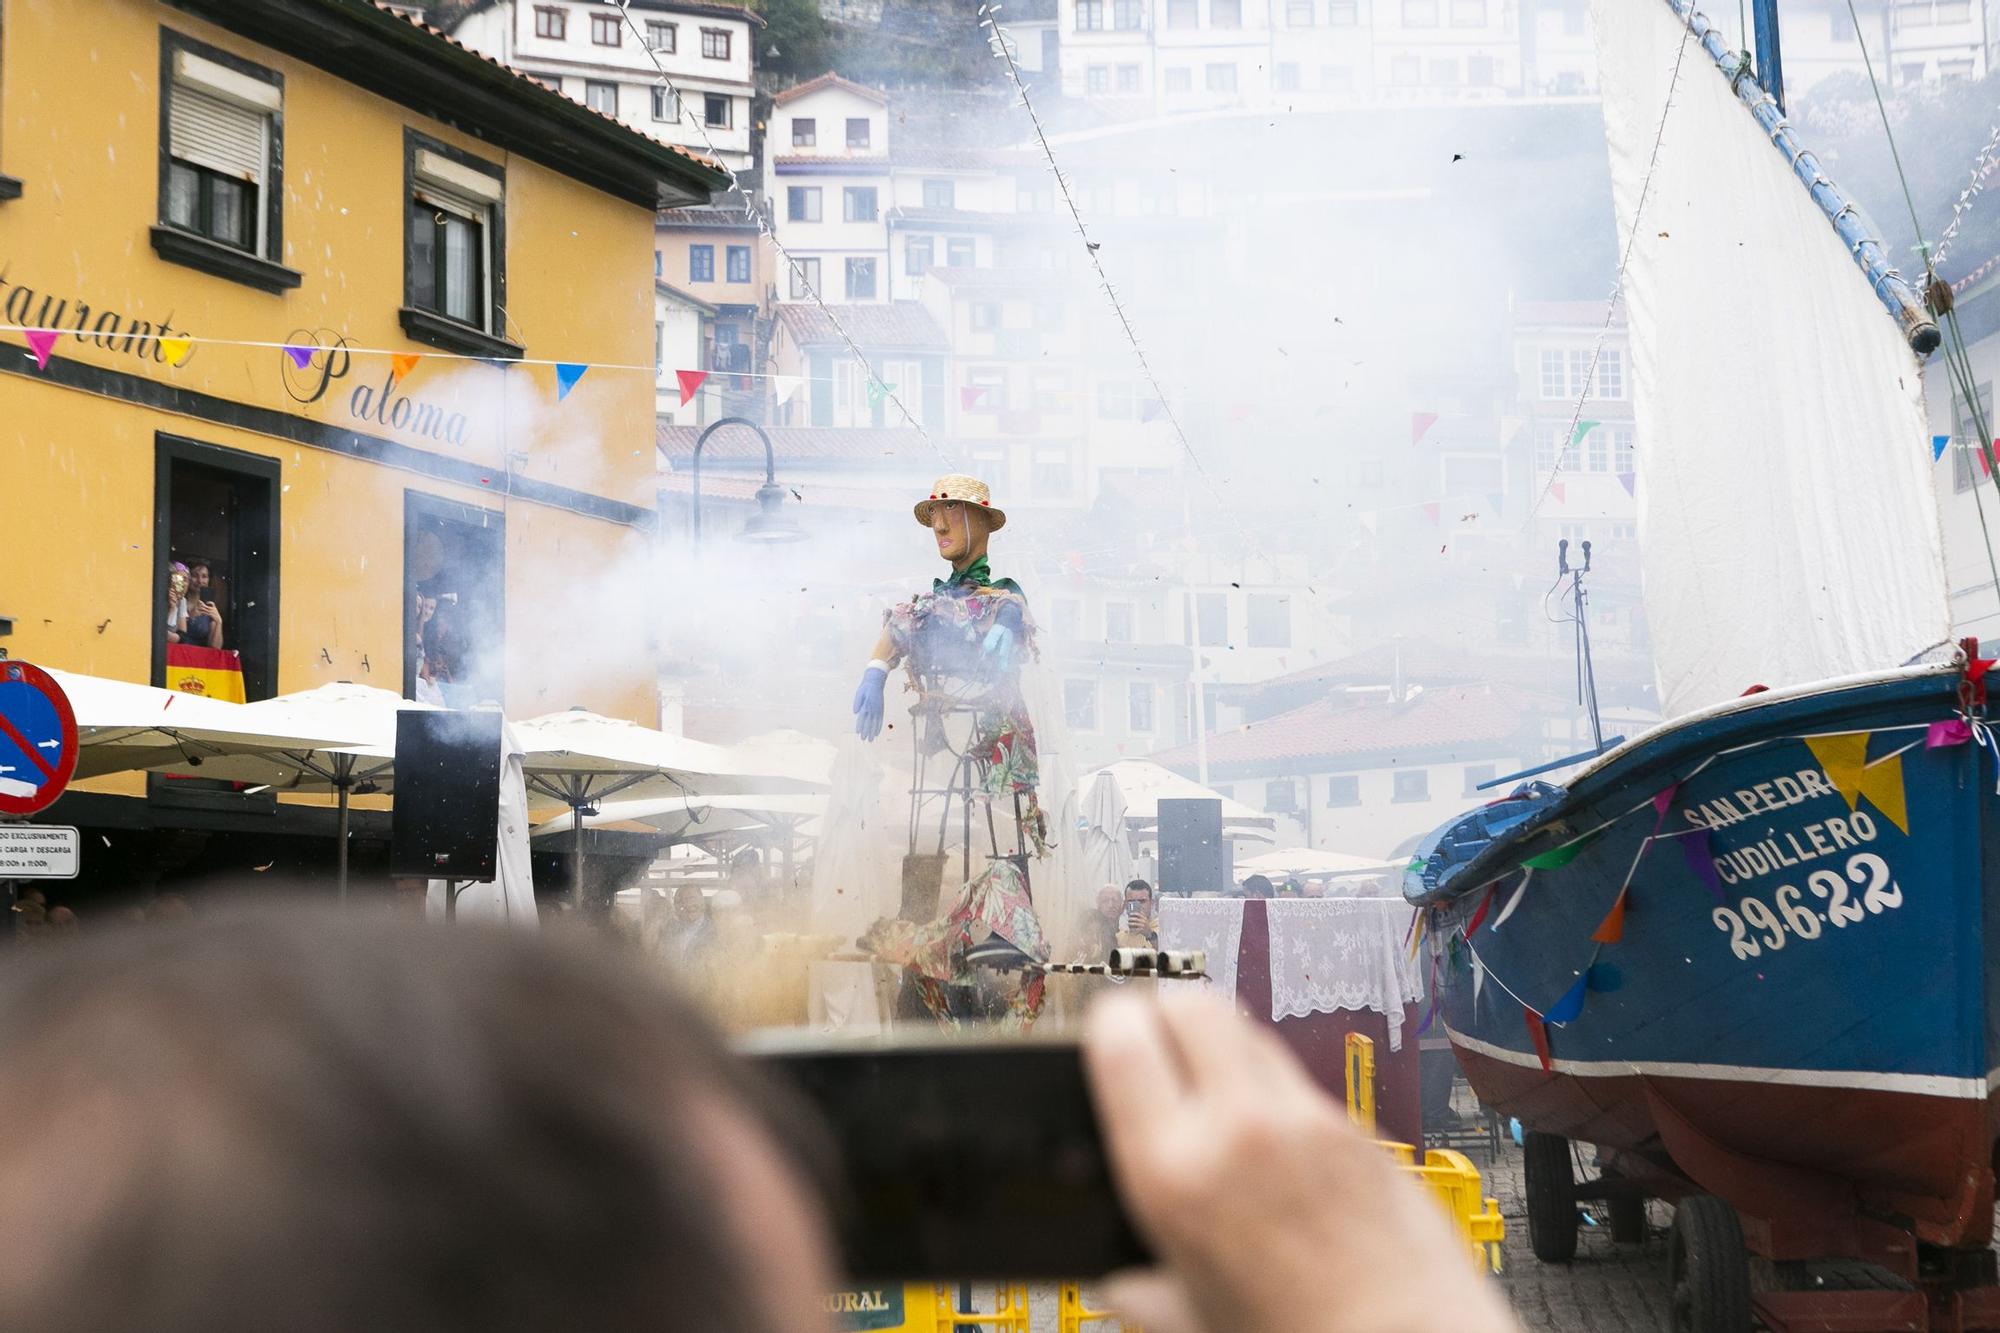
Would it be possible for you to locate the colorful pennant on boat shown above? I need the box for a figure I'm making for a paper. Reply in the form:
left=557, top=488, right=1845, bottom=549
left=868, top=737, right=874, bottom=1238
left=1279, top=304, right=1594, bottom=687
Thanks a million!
left=1491, top=869, right=1532, bottom=929
left=1804, top=732, right=1910, bottom=835
left=1521, top=831, right=1598, bottom=870
left=1545, top=973, right=1589, bottom=1025
left=1589, top=887, right=1628, bottom=943
left=1928, top=718, right=1973, bottom=748
left=1523, top=1007, right=1552, bottom=1072
left=1464, top=884, right=1496, bottom=935
left=1681, top=826, right=1724, bottom=903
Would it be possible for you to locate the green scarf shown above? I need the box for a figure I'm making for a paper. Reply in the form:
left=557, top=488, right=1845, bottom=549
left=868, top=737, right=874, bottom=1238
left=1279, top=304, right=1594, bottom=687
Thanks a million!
left=934, top=554, right=1021, bottom=596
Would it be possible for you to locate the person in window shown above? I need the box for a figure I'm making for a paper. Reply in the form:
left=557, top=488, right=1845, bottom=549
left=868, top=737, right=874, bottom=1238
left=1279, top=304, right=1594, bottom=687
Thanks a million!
left=414, top=597, right=461, bottom=707
left=183, top=559, right=224, bottom=650
left=164, top=563, right=191, bottom=644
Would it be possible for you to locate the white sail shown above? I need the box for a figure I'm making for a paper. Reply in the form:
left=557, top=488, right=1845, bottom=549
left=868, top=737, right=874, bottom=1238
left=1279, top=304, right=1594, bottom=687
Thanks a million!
left=1592, top=0, right=1950, bottom=717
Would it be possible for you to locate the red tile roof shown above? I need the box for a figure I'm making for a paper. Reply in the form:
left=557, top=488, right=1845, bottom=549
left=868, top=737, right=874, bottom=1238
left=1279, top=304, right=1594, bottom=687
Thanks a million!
left=1151, top=683, right=1564, bottom=774
left=370, top=0, right=725, bottom=175
left=772, top=154, right=892, bottom=171
left=773, top=72, right=889, bottom=106
left=775, top=301, right=949, bottom=350
left=922, top=265, right=1072, bottom=294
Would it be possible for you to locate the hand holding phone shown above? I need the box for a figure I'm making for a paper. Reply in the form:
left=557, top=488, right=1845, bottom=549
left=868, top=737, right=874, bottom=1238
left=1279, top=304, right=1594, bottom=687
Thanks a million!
left=1083, top=995, right=1518, bottom=1333
left=752, top=1035, right=1148, bottom=1280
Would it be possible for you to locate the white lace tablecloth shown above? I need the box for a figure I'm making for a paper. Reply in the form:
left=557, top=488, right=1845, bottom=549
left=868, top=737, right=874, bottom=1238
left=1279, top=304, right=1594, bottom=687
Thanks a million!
left=1156, top=897, right=1245, bottom=1001
left=1267, top=898, right=1426, bottom=1051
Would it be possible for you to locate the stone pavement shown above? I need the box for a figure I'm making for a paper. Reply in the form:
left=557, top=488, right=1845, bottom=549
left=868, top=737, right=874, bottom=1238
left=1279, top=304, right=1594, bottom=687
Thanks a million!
left=1480, top=1133, right=1674, bottom=1333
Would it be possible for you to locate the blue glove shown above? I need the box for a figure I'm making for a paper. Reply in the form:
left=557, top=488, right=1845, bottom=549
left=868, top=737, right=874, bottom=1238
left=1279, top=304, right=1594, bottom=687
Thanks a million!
left=852, top=664, right=887, bottom=741
left=980, top=622, right=1015, bottom=677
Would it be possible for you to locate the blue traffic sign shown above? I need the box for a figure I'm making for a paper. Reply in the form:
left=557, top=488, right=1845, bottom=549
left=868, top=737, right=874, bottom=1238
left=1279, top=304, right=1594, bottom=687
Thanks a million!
left=0, top=663, right=77, bottom=817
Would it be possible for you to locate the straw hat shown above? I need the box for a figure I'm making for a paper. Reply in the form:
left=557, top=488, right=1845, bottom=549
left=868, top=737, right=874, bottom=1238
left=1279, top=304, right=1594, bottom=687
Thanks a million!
left=913, top=474, right=1006, bottom=531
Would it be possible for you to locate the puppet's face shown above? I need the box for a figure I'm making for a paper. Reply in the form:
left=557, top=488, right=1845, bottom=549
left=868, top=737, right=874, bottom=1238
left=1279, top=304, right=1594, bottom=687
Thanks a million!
left=929, top=499, right=989, bottom=565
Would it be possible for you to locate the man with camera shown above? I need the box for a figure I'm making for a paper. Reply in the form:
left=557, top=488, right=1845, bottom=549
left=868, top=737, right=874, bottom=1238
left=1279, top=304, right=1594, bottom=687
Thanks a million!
left=0, top=912, right=1517, bottom=1333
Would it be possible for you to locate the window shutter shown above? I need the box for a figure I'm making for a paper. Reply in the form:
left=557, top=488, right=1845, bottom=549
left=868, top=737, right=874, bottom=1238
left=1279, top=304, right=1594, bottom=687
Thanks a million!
left=169, top=83, right=265, bottom=182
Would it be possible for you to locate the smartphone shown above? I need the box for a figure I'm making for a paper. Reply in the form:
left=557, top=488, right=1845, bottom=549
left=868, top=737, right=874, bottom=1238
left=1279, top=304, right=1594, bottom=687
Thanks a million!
left=749, top=1035, right=1151, bottom=1280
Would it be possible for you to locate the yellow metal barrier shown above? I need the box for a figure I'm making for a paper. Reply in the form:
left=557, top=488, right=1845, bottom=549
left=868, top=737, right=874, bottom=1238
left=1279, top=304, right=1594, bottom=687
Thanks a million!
left=1344, top=1030, right=1378, bottom=1135
left=1345, top=1034, right=1506, bottom=1274
left=925, top=1283, right=1031, bottom=1333
left=1056, top=1282, right=1139, bottom=1332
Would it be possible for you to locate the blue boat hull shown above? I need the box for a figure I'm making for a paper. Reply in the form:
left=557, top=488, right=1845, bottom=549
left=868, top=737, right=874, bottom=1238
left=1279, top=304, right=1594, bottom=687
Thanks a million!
left=1411, top=664, right=1999, bottom=1254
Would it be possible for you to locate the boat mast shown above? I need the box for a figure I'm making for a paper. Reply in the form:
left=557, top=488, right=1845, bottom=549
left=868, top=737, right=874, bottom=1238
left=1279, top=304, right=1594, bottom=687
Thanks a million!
left=1749, top=0, right=1785, bottom=113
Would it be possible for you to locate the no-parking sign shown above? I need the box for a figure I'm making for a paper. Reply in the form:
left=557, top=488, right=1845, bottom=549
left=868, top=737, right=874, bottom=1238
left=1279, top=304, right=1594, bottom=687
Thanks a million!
left=0, top=663, right=78, bottom=817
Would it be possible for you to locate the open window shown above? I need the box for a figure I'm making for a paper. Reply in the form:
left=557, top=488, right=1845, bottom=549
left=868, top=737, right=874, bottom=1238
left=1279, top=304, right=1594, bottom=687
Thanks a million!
left=152, top=435, right=281, bottom=704
left=404, top=492, right=505, bottom=708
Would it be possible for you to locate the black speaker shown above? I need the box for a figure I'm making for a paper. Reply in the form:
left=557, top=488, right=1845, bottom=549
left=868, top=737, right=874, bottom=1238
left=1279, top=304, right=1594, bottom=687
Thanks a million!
left=391, top=709, right=503, bottom=880
left=1158, top=797, right=1226, bottom=896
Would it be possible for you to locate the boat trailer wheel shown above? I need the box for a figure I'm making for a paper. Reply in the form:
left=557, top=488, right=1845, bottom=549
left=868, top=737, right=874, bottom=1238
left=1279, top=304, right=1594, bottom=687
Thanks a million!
left=1522, top=1131, right=1579, bottom=1264
left=1669, top=1194, right=1751, bottom=1333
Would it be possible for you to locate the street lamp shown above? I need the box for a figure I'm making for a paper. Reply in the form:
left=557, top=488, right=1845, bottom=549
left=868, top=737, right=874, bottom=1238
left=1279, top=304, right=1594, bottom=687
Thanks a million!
left=690, top=416, right=806, bottom=545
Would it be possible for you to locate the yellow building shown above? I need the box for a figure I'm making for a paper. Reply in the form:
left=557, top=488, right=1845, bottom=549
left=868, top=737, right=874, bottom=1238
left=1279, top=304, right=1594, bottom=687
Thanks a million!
left=0, top=0, right=724, bottom=872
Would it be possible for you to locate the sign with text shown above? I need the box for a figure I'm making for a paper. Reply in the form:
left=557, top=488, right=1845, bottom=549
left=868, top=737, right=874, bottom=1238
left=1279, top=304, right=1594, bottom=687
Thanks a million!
left=0, top=825, right=79, bottom=879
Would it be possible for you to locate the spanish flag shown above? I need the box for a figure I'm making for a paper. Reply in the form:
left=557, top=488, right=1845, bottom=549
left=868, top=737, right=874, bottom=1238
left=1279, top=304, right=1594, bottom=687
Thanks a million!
left=166, top=644, right=247, bottom=704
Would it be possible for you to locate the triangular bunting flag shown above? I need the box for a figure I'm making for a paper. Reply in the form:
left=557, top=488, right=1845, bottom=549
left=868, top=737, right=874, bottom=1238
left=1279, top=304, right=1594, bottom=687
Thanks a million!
left=1933, top=434, right=1951, bottom=462
left=676, top=369, right=707, bottom=407
left=1928, top=718, right=1973, bottom=748
left=959, top=385, right=987, bottom=411
left=1415, top=995, right=1437, bottom=1037
left=555, top=362, right=589, bottom=401
left=1545, top=972, right=1589, bottom=1025
left=1521, top=830, right=1597, bottom=870
left=1464, top=884, right=1496, bottom=936
left=1471, top=951, right=1486, bottom=1006
left=24, top=328, right=59, bottom=370
left=1681, top=827, right=1724, bottom=903
left=1411, top=412, right=1438, bottom=445
left=1804, top=733, right=1909, bottom=833
left=1491, top=870, right=1532, bottom=929
left=160, top=335, right=193, bottom=367
left=1422, top=501, right=1441, bottom=525
left=1590, top=887, right=1628, bottom=943
left=866, top=380, right=895, bottom=408
left=1488, top=491, right=1505, bottom=516
left=1980, top=442, right=1993, bottom=478
left=771, top=375, right=804, bottom=403
left=1550, top=481, right=1567, bottom=504
left=391, top=353, right=422, bottom=381
left=1651, top=783, right=1680, bottom=819
left=1569, top=419, right=1599, bottom=449
left=283, top=344, right=316, bottom=370
left=1617, top=471, right=1636, bottom=496
left=1141, top=398, right=1166, bottom=423
left=1523, top=1007, right=1552, bottom=1072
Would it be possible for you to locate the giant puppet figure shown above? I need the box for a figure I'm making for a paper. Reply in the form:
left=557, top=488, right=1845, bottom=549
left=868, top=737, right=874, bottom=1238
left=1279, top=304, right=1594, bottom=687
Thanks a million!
left=850, top=475, right=1051, bottom=1027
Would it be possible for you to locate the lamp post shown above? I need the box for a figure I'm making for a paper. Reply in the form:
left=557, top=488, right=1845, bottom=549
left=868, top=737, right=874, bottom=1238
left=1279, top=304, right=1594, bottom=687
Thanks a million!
left=690, top=416, right=806, bottom=545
